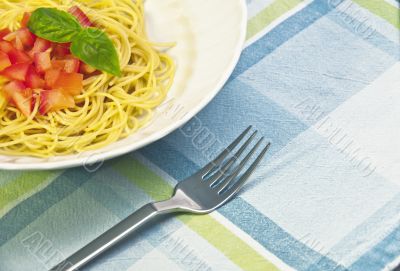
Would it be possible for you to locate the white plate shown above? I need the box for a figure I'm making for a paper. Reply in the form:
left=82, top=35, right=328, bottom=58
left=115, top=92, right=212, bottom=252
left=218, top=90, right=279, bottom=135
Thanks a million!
left=0, top=0, right=247, bottom=170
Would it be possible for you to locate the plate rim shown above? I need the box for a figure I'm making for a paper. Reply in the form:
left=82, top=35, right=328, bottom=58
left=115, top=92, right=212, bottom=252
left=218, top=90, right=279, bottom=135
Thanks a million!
left=0, top=0, right=248, bottom=170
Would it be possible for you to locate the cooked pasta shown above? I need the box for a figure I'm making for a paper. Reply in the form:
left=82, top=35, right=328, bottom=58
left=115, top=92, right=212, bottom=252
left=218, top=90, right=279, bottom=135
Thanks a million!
left=0, top=0, right=175, bottom=157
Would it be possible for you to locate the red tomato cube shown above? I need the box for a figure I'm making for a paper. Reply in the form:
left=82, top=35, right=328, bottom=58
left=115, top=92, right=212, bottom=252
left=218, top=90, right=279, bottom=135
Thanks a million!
left=53, top=72, right=83, bottom=95
left=39, top=89, right=75, bottom=114
left=2, top=80, right=25, bottom=100
left=51, top=60, right=66, bottom=70
left=4, top=29, right=35, bottom=50
left=34, top=51, right=51, bottom=73
left=29, top=38, right=51, bottom=58
left=64, top=58, right=80, bottom=73
left=0, top=51, right=11, bottom=71
left=14, top=36, right=24, bottom=51
left=17, top=28, right=35, bottom=48
left=52, top=43, right=71, bottom=59
left=68, top=6, right=92, bottom=27
left=8, top=49, right=31, bottom=64
left=26, top=66, right=45, bottom=89
left=45, top=68, right=62, bottom=89
left=0, top=41, right=15, bottom=54
left=3, top=81, right=32, bottom=116
left=52, top=57, right=80, bottom=73
left=21, top=12, right=31, bottom=28
left=0, top=28, right=11, bottom=40
left=1, top=63, right=30, bottom=81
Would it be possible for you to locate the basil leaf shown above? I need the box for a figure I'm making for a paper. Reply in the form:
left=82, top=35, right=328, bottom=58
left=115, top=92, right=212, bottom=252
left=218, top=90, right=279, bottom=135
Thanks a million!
left=71, top=28, right=121, bottom=76
left=28, top=8, right=82, bottom=42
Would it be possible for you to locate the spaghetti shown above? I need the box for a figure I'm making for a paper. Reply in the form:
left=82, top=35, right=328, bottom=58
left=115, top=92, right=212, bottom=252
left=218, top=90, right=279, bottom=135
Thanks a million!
left=0, top=0, right=175, bottom=157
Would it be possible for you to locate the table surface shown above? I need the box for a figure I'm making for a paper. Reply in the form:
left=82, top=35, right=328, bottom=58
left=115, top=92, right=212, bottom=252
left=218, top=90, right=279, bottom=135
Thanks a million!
left=0, top=0, right=399, bottom=270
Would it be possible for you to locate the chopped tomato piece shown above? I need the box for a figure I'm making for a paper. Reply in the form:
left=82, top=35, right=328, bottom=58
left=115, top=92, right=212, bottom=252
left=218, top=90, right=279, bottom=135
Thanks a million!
left=2, top=31, right=16, bottom=42
left=21, top=12, right=31, bottom=28
left=0, top=29, right=11, bottom=40
left=68, top=6, right=92, bottom=27
left=14, top=36, right=24, bottom=51
left=53, top=72, right=83, bottom=95
left=44, top=68, right=61, bottom=88
left=17, top=28, right=35, bottom=48
left=4, top=29, right=35, bottom=50
left=26, top=66, right=45, bottom=89
left=3, top=81, right=32, bottom=116
left=14, top=89, right=33, bottom=117
left=8, top=49, right=31, bottom=64
left=39, top=89, right=75, bottom=114
left=0, top=12, right=102, bottom=116
left=64, top=58, right=80, bottom=73
left=29, top=38, right=51, bottom=58
left=0, top=41, right=15, bottom=54
left=2, top=80, right=25, bottom=101
left=52, top=43, right=71, bottom=59
left=80, top=62, right=96, bottom=74
left=0, top=51, right=11, bottom=71
left=1, top=63, right=30, bottom=81
left=34, top=51, right=51, bottom=73
left=51, top=57, right=80, bottom=73
left=51, top=60, right=65, bottom=70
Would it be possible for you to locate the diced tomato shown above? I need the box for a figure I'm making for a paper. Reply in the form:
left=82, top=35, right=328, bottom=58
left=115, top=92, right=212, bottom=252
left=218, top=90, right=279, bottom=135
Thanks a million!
left=0, top=29, right=11, bottom=40
left=51, top=57, right=80, bottom=73
left=64, top=58, right=80, bottom=73
left=14, top=89, right=33, bottom=117
left=14, top=36, right=24, bottom=51
left=29, top=38, right=51, bottom=58
left=51, top=60, right=65, bottom=70
left=0, top=13, right=102, bottom=116
left=53, top=72, right=83, bottom=95
left=0, top=41, right=15, bottom=54
left=34, top=51, right=51, bottom=73
left=8, top=49, right=31, bottom=64
left=2, top=31, right=16, bottom=42
left=1, top=80, right=24, bottom=101
left=26, top=65, right=45, bottom=89
left=0, top=51, right=11, bottom=71
left=52, top=43, right=71, bottom=59
left=80, top=62, right=96, bottom=74
left=1, top=63, right=30, bottom=81
left=3, top=81, right=32, bottom=116
left=4, top=28, right=35, bottom=50
left=21, top=12, right=31, bottom=28
left=44, top=68, right=61, bottom=88
left=17, top=28, right=35, bottom=48
left=68, top=6, right=92, bottom=27
left=39, top=89, right=75, bottom=114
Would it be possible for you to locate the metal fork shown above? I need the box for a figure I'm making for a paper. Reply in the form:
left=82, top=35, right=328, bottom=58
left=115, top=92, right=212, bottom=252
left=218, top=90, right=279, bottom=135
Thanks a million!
left=50, top=126, right=271, bottom=271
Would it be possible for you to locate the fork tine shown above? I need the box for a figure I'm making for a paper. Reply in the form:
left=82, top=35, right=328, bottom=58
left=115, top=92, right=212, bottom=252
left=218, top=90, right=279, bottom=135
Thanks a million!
left=208, top=131, right=258, bottom=186
left=216, top=138, right=267, bottom=192
left=219, top=141, right=271, bottom=195
left=197, top=126, right=252, bottom=177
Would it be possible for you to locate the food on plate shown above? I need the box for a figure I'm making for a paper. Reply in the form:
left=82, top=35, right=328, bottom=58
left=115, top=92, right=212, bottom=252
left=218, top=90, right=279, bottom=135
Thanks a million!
left=0, top=0, right=175, bottom=157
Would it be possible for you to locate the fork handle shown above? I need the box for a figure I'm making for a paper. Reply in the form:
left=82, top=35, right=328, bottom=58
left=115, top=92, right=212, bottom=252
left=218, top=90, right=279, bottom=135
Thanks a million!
left=50, top=203, right=159, bottom=271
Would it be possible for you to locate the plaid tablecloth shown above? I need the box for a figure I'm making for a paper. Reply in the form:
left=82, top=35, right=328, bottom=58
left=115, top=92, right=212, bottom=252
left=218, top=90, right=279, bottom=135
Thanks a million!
left=1, top=0, right=399, bottom=270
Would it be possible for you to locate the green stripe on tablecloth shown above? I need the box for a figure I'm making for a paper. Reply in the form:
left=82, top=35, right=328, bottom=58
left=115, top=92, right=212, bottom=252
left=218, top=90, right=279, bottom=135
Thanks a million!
left=247, top=0, right=304, bottom=39
left=0, top=171, right=21, bottom=187
left=113, top=157, right=280, bottom=271
left=0, top=171, right=60, bottom=216
left=353, top=0, right=400, bottom=29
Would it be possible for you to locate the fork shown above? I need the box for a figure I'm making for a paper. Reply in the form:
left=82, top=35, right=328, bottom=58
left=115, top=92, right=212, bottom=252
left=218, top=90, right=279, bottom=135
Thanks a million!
left=50, top=126, right=271, bottom=271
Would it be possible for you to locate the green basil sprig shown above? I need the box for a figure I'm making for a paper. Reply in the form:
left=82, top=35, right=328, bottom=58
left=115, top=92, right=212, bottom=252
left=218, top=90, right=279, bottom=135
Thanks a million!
left=71, top=29, right=121, bottom=77
left=28, top=8, right=121, bottom=76
left=28, top=8, right=82, bottom=42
